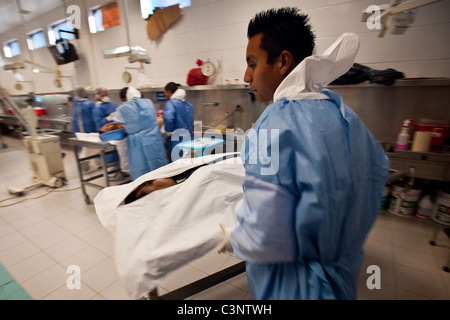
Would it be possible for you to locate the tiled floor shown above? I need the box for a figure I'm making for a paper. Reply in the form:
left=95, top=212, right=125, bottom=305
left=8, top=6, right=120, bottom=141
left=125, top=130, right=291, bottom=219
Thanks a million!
left=0, top=134, right=449, bottom=300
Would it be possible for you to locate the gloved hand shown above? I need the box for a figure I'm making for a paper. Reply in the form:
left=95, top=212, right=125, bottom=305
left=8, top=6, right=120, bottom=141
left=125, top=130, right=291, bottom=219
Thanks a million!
left=106, top=112, right=117, bottom=121
left=217, top=223, right=234, bottom=254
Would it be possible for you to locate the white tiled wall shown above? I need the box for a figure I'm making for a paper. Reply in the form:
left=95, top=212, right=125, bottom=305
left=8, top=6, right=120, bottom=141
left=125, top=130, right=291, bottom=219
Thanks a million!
left=0, top=0, right=449, bottom=94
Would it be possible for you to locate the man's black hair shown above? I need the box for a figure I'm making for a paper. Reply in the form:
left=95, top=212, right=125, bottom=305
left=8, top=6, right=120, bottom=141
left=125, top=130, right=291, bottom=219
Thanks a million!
left=119, top=87, right=128, bottom=101
left=248, top=7, right=315, bottom=66
left=165, top=82, right=180, bottom=93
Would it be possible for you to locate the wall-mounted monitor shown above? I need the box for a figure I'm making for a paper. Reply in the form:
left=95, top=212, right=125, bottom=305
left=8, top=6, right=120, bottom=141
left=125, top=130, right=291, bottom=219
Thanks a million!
left=48, top=39, right=79, bottom=65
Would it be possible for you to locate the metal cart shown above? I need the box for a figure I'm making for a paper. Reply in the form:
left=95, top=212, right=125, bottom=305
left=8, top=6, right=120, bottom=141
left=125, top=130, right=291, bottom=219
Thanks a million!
left=67, top=137, right=130, bottom=204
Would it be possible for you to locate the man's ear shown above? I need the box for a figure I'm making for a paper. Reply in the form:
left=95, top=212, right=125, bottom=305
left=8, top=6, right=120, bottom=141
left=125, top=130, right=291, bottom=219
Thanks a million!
left=279, top=51, right=295, bottom=76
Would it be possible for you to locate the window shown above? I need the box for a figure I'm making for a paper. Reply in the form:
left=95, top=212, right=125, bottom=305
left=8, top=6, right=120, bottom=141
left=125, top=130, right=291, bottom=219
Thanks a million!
left=3, top=39, right=21, bottom=58
left=48, top=19, right=75, bottom=45
left=140, top=0, right=191, bottom=19
left=27, top=29, right=47, bottom=50
left=88, top=2, right=120, bottom=34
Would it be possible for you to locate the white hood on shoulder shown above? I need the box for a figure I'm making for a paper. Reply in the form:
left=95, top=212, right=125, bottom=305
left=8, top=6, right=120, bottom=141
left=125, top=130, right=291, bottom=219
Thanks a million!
left=171, top=88, right=186, bottom=102
left=273, top=33, right=360, bottom=102
left=126, top=86, right=142, bottom=101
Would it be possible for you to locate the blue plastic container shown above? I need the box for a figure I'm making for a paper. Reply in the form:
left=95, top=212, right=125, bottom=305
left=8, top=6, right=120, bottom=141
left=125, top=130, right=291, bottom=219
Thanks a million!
left=100, top=129, right=125, bottom=141
left=177, top=137, right=225, bottom=157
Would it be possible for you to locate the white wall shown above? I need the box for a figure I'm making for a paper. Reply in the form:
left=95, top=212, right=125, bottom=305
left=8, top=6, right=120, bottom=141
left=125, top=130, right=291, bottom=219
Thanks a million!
left=1, top=0, right=449, bottom=94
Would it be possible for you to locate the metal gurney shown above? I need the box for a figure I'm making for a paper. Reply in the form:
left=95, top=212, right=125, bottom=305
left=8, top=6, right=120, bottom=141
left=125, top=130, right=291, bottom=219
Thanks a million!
left=93, top=153, right=246, bottom=299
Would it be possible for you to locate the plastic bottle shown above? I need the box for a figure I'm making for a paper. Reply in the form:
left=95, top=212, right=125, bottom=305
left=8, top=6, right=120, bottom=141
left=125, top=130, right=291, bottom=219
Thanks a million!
left=396, top=119, right=412, bottom=150
left=416, top=195, right=433, bottom=219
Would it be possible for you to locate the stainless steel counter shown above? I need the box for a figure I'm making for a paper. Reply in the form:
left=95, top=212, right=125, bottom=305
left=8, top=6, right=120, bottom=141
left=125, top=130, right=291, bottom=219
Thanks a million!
left=38, top=115, right=71, bottom=132
left=382, top=141, right=450, bottom=181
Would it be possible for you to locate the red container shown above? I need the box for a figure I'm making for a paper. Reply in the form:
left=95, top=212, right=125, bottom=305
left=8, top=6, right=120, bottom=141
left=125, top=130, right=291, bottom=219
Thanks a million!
left=415, top=119, right=449, bottom=147
left=33, top=108, right=47, bottom=117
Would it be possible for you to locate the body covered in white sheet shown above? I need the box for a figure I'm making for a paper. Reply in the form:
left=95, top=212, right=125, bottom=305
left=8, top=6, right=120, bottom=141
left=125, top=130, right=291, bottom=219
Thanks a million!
left=94, top=153, right=244, bottom=299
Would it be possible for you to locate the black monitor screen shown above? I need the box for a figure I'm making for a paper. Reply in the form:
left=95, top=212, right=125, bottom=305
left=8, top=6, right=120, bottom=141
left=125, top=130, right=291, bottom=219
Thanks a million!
left=48, top=39, right=79, bottom=65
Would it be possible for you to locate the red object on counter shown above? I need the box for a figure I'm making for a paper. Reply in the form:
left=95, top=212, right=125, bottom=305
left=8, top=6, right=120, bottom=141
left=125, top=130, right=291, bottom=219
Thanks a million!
left=33, top=108, right=47, bottom=117
left=415, top=119, right=449, bottom=147
left=6, top=108, right=48, bottom=116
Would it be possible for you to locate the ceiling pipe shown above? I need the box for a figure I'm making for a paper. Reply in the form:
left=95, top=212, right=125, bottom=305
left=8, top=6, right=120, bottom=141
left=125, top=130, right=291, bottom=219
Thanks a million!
left=122, top=0, right=132, bottom=50
left=15, top=0, right=36, bottom=92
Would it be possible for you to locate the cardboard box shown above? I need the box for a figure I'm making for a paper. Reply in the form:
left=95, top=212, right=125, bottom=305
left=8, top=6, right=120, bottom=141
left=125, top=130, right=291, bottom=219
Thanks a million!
left=146, top=4, right=181, bottom=41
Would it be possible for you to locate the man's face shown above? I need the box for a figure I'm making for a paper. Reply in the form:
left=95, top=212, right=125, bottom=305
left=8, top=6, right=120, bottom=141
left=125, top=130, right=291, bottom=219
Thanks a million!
left=244, top=33, right=284, bottom=103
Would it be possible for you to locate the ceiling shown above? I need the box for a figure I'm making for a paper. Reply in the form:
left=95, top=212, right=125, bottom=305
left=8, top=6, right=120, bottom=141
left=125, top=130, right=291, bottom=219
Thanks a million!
left=0, top=0, right=64, bottom=35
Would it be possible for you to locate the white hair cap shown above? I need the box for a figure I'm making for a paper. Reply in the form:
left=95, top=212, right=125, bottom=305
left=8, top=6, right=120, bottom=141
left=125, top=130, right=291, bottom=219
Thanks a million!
left=75, top=86, right=87, bottom=98
left=96, top=87, right=108, bottom=95
left=126, top=86, right=142, bottom=101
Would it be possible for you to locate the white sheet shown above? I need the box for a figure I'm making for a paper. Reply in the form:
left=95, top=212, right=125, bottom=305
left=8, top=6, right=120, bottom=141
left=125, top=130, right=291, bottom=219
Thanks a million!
left=93, top=153, right=245, bottom=299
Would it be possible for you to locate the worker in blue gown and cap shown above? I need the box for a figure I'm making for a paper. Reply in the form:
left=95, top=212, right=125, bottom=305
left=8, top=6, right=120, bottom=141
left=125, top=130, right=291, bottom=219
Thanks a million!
left=112, top=87, right=168, bottom=181
left=93, top=87, right=121, bottom=169
left=163, top=82, right=194, bottom=160
left=71, top=86, right=97, bottom=172
left=71, top=86, right=96, bottom=135
left=93, top=87, right=118, bottom=131
left=218, top=7, right=389, bottom=300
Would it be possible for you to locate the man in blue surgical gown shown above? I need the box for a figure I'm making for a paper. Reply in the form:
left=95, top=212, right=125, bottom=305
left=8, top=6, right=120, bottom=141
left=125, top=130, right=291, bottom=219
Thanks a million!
left=113, top=87, right=168, bottom=181
left=93, top=87, right=118, bottom=131
left=163, top=82, right=194, bottom=159
left=71, top=86, right=96, bottom=135
left=218, top=8, right=389, bottom=300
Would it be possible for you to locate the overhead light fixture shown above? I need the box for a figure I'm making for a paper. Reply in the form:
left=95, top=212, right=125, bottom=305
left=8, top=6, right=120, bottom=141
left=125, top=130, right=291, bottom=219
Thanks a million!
left=128, top=50, right=151, bottom=64
left=3, top=62, right=25, bottom=71
left=103, top=45, right=132, bottom=58
left=103, top=46, right=151, bottom=64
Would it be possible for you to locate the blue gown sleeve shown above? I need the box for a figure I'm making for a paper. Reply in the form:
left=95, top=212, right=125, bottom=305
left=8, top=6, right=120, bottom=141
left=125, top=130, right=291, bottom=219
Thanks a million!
left=88, top=101, right=97, bottom=132
left=93, top=105, right=105, bottom=131
left=187, top=101, right=194, bottom=129
left=230, top=174, right=298, bottom=263
left=113, top=107, right=125, bottom=124
left=163, top=101, right=176, bottom=132
left=230, top=100, right=300, bottom=263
